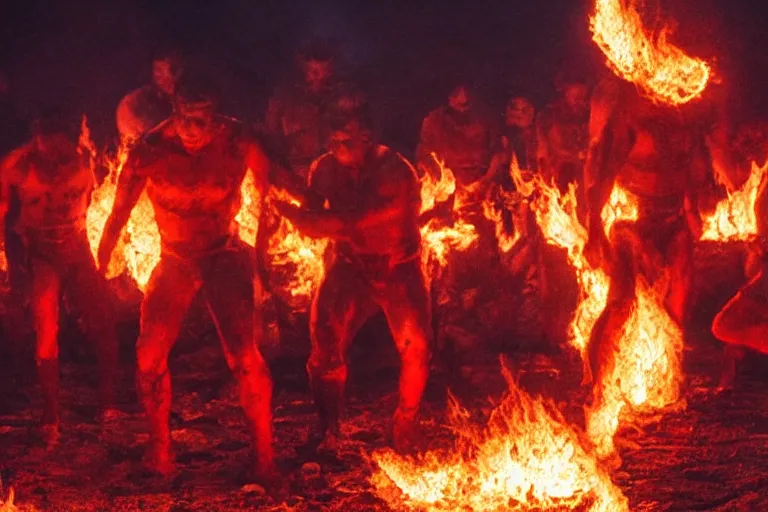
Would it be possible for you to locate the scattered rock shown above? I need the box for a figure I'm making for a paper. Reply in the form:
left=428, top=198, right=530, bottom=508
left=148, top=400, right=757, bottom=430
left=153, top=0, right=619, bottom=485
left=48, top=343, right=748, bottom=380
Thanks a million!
left=240, top=483, right=266, bottom=495
left=300, top=462, right=321, bottom=479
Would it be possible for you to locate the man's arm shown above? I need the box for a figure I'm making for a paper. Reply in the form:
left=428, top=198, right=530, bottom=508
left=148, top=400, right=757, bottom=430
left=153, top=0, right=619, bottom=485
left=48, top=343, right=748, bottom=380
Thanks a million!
left=244, top=138, right=308, bottom=203
left=97, top=151, right=148, bottom=271
left=583, top=82, right=631, bottom=263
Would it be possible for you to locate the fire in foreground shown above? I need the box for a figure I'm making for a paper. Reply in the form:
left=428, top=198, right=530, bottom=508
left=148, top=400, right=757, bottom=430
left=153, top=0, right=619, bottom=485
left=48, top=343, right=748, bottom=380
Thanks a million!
left=370, top=363, right=628, bottom=512
left=590, top=0, right=711, bottom=106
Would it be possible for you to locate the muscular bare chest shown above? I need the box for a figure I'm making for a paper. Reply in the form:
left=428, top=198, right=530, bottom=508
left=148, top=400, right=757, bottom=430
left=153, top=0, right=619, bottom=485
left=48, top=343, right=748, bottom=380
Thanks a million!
left=16, top=155, right=93, bottom=224
left=146, top=143, right=245, bottom=216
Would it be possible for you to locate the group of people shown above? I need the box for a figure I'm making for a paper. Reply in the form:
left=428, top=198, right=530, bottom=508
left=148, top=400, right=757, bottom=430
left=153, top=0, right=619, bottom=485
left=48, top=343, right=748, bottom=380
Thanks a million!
left=2, top=36, right=768, bottom=492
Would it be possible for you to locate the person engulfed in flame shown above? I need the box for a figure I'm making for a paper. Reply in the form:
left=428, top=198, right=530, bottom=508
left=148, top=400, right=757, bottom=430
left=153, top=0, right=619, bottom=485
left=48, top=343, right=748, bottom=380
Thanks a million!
left=583, top=73, right=723, bottom=451
left=116, top=47, right=183, bottom=141
left=1, top=110, right=119, bottom=447
left=276, top=88, right=431, bottom=455
left=98, top=72, right=296, bottom=488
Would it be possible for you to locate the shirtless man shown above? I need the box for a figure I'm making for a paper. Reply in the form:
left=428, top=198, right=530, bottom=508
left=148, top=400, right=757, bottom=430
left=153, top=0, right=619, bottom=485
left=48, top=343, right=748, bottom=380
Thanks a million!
left=276, top=91, right=430, bottom=454
left=98, top=73, right=281, bottom=482
left=1, top=111, right=118, bottom=445
left=583, top=76, right=719, bottom=437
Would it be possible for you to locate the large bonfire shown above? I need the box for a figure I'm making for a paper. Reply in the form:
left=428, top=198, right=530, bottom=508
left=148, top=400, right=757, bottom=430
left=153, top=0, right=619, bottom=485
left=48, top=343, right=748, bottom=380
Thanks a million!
left=371, top=361, right=628, bottom=512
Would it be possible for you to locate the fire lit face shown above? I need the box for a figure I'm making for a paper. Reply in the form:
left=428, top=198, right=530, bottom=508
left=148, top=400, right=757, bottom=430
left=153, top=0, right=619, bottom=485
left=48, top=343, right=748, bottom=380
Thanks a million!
left=152, top=59, right=178, bottom=96
left=563, top=84, right=589, bottom=115
left=448, top=87, right=472, bottom=114
left=505, top=98, right=535, bottom=128
left=302, top=59, right=333, bottom=91
left=328, top=121, right=372, bottom=168
left=175, top=106, right=216, bottom=153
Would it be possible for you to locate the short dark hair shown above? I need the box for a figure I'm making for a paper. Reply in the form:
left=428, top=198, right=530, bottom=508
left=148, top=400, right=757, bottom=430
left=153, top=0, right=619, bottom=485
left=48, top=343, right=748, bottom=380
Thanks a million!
left=174, top=71, right=219, bottom=108
left=151, top=44, right=183, bottom=66
left=324, top=86, right=373, bottom=132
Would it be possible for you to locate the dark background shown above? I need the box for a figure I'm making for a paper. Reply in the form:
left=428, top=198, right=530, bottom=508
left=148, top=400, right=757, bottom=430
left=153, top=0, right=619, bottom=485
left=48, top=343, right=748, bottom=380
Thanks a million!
left=1, top=0, right=767, bottom=156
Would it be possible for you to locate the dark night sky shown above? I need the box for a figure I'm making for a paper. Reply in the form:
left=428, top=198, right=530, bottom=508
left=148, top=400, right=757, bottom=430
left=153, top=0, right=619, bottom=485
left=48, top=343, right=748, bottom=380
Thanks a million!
left=2, top=0, right=768, bottom=155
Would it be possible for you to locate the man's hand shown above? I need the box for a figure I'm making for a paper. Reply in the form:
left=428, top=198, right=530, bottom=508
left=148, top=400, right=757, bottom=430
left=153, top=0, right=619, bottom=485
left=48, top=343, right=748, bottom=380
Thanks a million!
left=273, top=201, right=346, bottom=239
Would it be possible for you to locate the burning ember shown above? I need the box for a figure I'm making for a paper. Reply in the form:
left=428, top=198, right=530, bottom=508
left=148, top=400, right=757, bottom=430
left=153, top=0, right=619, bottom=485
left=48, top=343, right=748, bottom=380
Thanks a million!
left=529, top=175, right=682, bottom=458
left=419, top=155, right=479, bottom=273
left=700, top=160, right=768, bottom=242
left=590, top=0, right=711, bottom=105
left=371, top=362, right=628, bottom=512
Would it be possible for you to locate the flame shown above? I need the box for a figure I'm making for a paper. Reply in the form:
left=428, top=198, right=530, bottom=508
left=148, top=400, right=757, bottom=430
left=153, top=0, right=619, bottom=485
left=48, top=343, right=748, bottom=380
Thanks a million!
left=86, top=137, right=161, bottom=290
left=587, top=277, right=684, bottom=458
left=371, top=362, right=628, bottom=512
left=700, top=160, right=768, bottom=242
left=530, top=177, right=682, bottom=457
left=234, top=168, right=261, bottom=248
left=265, top=189, right=328, bottom=302
left=419, top=155, right=479, bottom=273
left=481, top=157, right=532, bottom=255
left=590, top=0, right=711, bottom=105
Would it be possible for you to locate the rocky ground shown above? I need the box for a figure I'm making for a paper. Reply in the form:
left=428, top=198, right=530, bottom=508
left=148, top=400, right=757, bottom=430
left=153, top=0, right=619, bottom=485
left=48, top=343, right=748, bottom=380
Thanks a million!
left=2, top=243, right=768, bottom=512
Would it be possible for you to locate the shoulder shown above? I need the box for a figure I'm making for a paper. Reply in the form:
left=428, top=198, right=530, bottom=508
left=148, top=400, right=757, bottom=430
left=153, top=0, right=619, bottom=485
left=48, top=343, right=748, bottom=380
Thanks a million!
left=377, top=146, right=418, bottom=182
left=1, top=143, right=33, bottom=179
left=422, top=107, right=447, bottom=127
left=308, top=152, right=335, bottom=183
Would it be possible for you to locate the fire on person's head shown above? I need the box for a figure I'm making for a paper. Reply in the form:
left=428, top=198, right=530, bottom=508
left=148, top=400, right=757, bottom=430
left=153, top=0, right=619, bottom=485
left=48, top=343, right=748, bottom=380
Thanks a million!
left=505, top=97, right=535, bottom=128
left=173, top=74, right=219, bottom=153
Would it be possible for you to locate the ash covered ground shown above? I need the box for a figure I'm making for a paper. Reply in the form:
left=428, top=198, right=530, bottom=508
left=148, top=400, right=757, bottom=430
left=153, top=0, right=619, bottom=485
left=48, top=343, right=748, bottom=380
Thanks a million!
left=2, top=243, right=768, bottom=512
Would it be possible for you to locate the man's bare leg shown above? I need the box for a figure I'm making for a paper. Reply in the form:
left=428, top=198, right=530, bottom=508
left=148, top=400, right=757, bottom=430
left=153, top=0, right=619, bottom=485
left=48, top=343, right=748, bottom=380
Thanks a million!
left=202, top=247, right=279, bottom=482
left=136, top=257, right=199, bottom=475
left=31, top=259, right=62, bottom=447
left=380, top=261, right=431, bottom=454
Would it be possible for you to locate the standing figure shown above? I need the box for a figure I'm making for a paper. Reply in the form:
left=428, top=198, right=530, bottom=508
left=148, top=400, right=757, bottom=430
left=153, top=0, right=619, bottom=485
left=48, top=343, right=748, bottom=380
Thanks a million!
left=277, top=92, right=431, bottom=454
left=1, top=112, right=118, bottom=446
left=116, top=48, right=183, bottom=141
left=98, top=73, right=280, bottom=483
left=537, top=70, right=590, bottom=197
left=583, top=76, right=717, bottom=431
left=416, top=84, right=499, bottom=190
left=265, top=39, right=343, bottom=180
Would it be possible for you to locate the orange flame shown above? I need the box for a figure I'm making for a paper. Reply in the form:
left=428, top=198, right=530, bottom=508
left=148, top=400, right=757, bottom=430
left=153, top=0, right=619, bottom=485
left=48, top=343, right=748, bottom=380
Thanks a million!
left=265, top=190, right=328, bottom=302
left=371, top=362, right=628, bottom=511
left=591, top=0, right=711, bottom=105
left=700, top=160, right=768, bottom=242
left=481, top=157, right=532, bottom=254
left=419, top=155, right=479, bottom=273
left=234, top=168, right=261, bottom=248
left=86, top=137, right=160, bottom=290
left=530, top=177, right=682, bottom=458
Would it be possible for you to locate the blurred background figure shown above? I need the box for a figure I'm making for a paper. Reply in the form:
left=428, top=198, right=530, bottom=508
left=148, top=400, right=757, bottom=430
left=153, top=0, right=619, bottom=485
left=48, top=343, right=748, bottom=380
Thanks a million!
left=416, top=83, right=498, bottom=190
left=116, top=47, right=183, bottom=141
left=265, top=38, right=344, bottom=180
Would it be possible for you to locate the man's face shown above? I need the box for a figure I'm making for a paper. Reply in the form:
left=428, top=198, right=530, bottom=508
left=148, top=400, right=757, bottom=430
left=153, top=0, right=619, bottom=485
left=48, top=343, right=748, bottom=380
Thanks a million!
left=302, top=59, right=333, bottom=91
left=563, top=84, right=589, bottom=114
left=329, top=121, right=372, bottom=168
left=448, top=87, right=471, bottom=114
left=153, top=59, right=178, bottom=96
left=505, top=98, right=535, bottom=128
left=175, top=106, right=216, bottom=152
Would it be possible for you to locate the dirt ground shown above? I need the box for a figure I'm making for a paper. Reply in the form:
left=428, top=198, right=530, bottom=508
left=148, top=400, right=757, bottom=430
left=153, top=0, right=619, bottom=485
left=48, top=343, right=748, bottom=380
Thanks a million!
left=2, top=243, right=768, bottom=512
